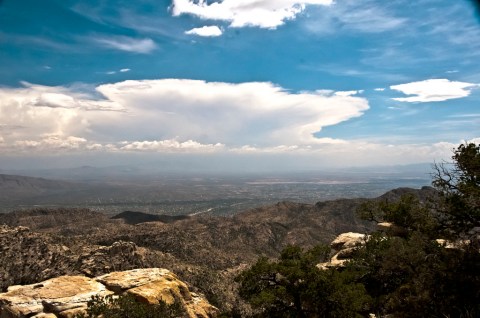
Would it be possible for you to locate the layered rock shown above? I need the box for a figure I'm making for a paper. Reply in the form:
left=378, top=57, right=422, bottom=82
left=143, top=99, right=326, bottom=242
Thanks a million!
left=0, top=268, right=218, bottom=318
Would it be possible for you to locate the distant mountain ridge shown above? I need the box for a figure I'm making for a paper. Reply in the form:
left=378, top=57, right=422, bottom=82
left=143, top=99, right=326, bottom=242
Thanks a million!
left=0, top=174, right=76, bottom=193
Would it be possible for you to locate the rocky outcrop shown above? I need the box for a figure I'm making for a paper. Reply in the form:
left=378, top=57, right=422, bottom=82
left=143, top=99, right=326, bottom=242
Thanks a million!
left=0, top=225, right=75, bottom=292
left=318, top=232, right=367, bottom=269
left=96, top=268, right=217, bottom=318
left=76, top=241, right=147, bottom=277
left=330, top=232, right=366, bottom=250
left=0, top=268, right=218, bottom=318
left=0, top=276, right=112, bottom=318
left=0, top=225, right=154, bottom=292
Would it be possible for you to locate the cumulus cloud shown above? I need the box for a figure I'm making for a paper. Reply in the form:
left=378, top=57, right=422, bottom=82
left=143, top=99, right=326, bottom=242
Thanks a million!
left=120, top=139, right=224, bottom=152
left=0, top=79, right=474, bottom=166
left=13, top=136, right=88, bottom=152
left=0, top=79, right=369, bottom=154
left=390, top=79, right=479, bottom=102
left=172, top=0, right=333, bottom=29
left=185, top=25, right=223, bottom=37
left=120, top=68, right=131, bottom=72
left=94, top=79, right=369, bottom=147
left=93, top=36, right=157, bottom=53
left=0, top=82, right=126, bottom=154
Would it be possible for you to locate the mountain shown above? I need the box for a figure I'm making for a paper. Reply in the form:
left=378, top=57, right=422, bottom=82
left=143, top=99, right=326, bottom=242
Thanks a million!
left=0, top=186, right=435, bottom=312
left=0, top=174, right=146, bottom=213
left=111, top=211, right=190, bottom=225
left=0, top=174, right=101, bottom=211
left=0, top=174, right=77, bottom=196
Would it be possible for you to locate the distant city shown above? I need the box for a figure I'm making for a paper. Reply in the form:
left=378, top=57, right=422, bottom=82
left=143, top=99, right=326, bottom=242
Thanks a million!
left=0, top=164, right=432, bottom=215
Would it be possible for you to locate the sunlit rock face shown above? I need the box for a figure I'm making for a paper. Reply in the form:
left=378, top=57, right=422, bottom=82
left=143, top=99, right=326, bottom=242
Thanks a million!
left=0, top=268, right=218, bottom=318
left=318, top=232, right=367, bottom=269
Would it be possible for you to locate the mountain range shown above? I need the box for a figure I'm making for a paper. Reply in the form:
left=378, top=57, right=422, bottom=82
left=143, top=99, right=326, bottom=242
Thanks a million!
left=0, top=185, right=435, bottom=312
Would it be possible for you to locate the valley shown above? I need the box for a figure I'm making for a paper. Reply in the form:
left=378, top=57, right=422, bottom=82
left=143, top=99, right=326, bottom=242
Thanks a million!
left=0, top=167, right=431, bottom=215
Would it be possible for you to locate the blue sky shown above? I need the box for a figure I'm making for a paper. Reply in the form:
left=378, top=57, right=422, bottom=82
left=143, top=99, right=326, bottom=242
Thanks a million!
left=0, top=0, right=479, bottom=170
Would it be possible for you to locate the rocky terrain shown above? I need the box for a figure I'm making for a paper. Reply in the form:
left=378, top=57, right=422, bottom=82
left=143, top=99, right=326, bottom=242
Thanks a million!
left=0, top=268, right=218, bottom=318
left=0, top=186, right=435, bottom=313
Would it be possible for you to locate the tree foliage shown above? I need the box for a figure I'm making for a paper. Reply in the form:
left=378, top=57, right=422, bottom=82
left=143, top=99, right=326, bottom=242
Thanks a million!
left=357, top=194, right=438, bottom=238
left=74, top=294, right=184, bottom=318
left=433, top=143, right=480, bottom=239
left=235, top=245, right=370, bottom=318
left=237, top=143, right=480, bottom=318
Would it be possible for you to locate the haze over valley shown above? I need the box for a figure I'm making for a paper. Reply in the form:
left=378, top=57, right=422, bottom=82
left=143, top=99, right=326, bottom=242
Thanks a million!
left=0, top=164, right=430, bottom=215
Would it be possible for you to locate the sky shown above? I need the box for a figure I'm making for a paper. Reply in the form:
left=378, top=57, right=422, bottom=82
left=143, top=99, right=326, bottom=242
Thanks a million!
left=0, top=0, right=479, bottom=171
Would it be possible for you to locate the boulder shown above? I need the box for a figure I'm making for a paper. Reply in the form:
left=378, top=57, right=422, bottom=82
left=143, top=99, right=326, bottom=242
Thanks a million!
left=97, top=268, right=217, bottom=317
left=330, top=232, right=366, bottom=251
left=0, top=275, right=112, bottom=318
left=0, top=268, right=218, bottom=318
left=318, top=232, right=367, bottom=269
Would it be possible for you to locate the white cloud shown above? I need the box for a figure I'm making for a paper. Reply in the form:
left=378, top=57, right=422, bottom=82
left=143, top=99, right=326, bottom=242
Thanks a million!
left=226, top=139, right=469, bottom=168
left=120, top=139, right=224, bottom=152
left=13, top=136, right=88, bottom=152
left=93, top=36, right=157, bottom=54
left=390, top=79, right=479, bottom=102
left=172, top=0, right=333, bottom=29
left=374, top=88, right=385, bottom=91
left=0, top=82, right=125, bottom=154
left=94, top=79, right=369, bottom=147
left=334, top=90, right=363, bottom=97
left=0, top=80, right=474, bottom=166
left=0, top=79, right=369, bottom=154
left=107, top=68, right=131, bottom=75
left=185, top=25, right=223, bottom=37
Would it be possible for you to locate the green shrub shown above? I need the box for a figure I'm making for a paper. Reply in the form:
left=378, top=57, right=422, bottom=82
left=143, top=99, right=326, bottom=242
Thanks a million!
left=74, top=293, right=184, bottom=318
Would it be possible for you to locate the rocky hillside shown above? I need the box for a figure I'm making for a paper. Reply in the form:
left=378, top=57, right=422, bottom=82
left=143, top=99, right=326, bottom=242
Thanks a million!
left=0, top=187, right=435, bottom=313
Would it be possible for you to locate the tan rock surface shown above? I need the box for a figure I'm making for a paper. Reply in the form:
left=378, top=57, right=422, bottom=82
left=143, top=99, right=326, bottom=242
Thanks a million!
left=330, top=232, right=366, bottom=251
left=98, top=268, right=217, bottom=317
left=318, top=233, right=368, bottom=269
left=95, top=268, right=173, bottom=292
left=0, top=269, right=218, bottom=318
left=0, top=276, right=112, bottom=317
